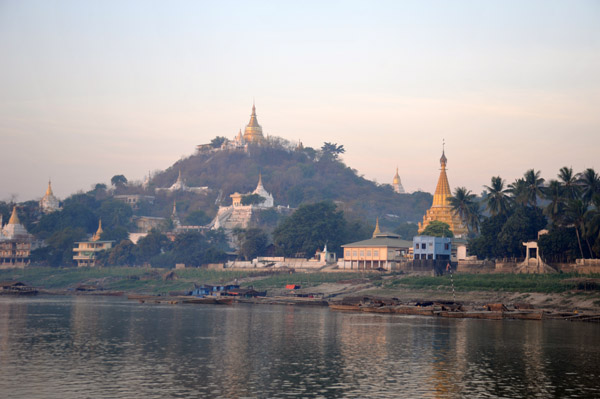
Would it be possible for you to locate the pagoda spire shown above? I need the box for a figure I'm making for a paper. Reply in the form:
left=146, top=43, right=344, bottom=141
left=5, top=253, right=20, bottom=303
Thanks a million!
left=46, top=179, right=54, bottom=196
left=8, top=206, right=20, bottom=225
left=432, top=143, right=451, bottom=207
left=92, top=219, right=103, bottom=241
left=372, top=217, right=381, bottom=238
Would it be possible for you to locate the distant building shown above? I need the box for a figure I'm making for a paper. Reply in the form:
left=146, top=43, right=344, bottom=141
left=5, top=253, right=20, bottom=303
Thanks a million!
left=0, top=206, right=37, bottom=267
left=341, top=219, right=412, bottom=270
left=40, top=180, right=60, bottom=214
left=114, top=194, right=155, bottom=209
left=73, top=220, right=115, bottom=267
left=418, top=147, right=468, bottom=237
left=211, top=174, right=275, bottom=230
left=392, top=167, right=405, bottom=194
left=413, top=236, right=451, bottom=260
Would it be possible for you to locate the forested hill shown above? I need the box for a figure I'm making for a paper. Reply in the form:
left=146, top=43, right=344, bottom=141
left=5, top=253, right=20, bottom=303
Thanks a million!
left=148, top=141, right=431, bottom=229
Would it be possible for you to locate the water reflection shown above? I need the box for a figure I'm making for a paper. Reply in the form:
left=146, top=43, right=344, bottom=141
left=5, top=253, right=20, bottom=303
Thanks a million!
left=0, top=296, right=599, bottom=398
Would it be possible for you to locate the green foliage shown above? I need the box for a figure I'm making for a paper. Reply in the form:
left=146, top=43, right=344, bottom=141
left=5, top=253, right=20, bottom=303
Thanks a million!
left=320, top=142, right=345, bottom=160
left=421, top=221, right=454, bottom=238
left=184, top=210, right=211, bottom=226
left=97, top=199, right=133, bottom=229
left=33, top=203, right=97, bottom=239
left=210, top=136, right=227, bottom=148
left=106, top=240, right=136, bottom=266
left=497, top=206, right=547, bottom=257
left=100, top=226, right=130, bottom=243
left=394, top=222, right=419, bottom=240
left=111, top=174, right=128, bottom=187
left=171, top=230, right=228, bottom=267
left=30, top=227, right=87, bottom=267
left=234, top=228, right=268, bottom=260
left=389, top=273, right=600, bottom=294
left=538, top=227, right=580, bottom=263
left=272, top=201, right=368, bottom=257
left=241, top=194, right=265, bottom=206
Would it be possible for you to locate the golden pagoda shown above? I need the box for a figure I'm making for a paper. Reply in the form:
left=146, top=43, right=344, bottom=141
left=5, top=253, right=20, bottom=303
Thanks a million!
left=418, top=148, right=468, bottom=237
left=392, top=167, right=405, bottom=193
left=243, top=103, right=265, bottom=144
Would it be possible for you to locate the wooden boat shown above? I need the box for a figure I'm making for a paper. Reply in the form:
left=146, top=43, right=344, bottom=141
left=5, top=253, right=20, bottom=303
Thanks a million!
left=393, top=306, right=435, bottom=316
left=182, top=297, right=234, bottom=305
left=0, top=281, right=38, bottom=296
left=329, top=303, right=361, bottom=311
left=504, top=311, right=544, bottom=320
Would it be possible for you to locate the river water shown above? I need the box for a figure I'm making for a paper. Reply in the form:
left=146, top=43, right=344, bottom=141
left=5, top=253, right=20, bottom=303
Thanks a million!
left=0, top=296, right=598, bottom=398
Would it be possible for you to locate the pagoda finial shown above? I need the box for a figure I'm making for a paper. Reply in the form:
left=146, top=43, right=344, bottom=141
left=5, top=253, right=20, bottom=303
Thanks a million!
left=440, top=139, right=447, bottom=168
left=8, top=206, right=20, bottom=225
left=372, top=217, right=381, bottom=238
left=46, top=179, right=54, bottom=196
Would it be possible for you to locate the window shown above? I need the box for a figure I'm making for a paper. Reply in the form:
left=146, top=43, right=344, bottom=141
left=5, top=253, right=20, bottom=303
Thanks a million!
left=353, top=250, right=357, bottom=257
left=345, top=250, right=350, bottom=258
left=444, top=243, right=450, bottom=250
left=374, top=250, right=379, bottom=257
left=422, top=243, right=427, bottom=249
left=360, top=250, right=364, bottom=257
left=366, top=250, right=371, bottom=256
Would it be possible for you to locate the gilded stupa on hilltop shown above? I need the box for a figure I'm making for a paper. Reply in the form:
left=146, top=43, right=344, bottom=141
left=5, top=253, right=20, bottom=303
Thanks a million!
left=418, top=147, right=468, bottom=237
left=243, top=103, right=265, bottom=144
left=392, top=167, right=405, bottom=194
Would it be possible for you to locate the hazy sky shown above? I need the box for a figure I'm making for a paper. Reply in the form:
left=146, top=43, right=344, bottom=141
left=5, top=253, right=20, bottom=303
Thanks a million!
left=1, top=0, right=599, bottom=201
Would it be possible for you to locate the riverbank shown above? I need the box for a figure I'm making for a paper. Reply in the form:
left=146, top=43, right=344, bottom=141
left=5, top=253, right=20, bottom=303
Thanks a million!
left=1, top=267, right=599, bottom=313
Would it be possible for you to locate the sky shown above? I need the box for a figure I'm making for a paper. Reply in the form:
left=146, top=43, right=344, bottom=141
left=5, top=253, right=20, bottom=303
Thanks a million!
left=1, top=0, right=599, bottom=201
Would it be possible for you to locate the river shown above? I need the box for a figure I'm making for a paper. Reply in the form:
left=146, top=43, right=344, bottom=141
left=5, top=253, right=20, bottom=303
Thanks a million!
left=0, top=295, right=598, bottom=398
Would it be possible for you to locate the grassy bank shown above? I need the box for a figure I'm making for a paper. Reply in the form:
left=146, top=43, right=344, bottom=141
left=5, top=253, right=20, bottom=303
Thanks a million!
left=389, top=273, right=600, bottom=294
left=0, top=267, right=372, bottom=295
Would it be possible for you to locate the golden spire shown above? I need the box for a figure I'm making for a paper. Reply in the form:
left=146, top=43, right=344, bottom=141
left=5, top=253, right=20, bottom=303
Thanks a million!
left=372, top=217, right=381, bottom=238
left=46, top=179, right=54, bottom=196
left=92, top=219, right=103, bottom=241
left=393, top=167, right=400, bottom=184
left=432, top=145, right=451, bottom=207
left=8, top=206, right=20, bottom=225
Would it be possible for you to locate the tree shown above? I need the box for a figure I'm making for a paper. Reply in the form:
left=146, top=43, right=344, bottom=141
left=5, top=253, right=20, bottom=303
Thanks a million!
left=497, top=206, right=546, bottom=258
left=97, top=199, right=133, bottom=229
left=111, top=175, right=128, bottom=188
left=508, top=178, right=529, bottom=207
left=273, top=201, right=349, bottom=257
left=210, top=136, right=227, bottom=148
left=469, top=214, right=509, bottom=259
left=320, top=142, right=345, bottom=160
left=448, top=187, right=479, bottom=234
left=241, top=194, right=265, bottom=206
left=394, top=222, right=419, bottom=240
left=579, top=168, right=600, bottom=204
left=100, top=226, right=130, bottom=243
left=234, top=228, right=268, bottom=260
left=558, top=166, right=580, bottom=200
left=135, top=229, right=171, bottom=264
left=523, top=169, right=545, bottom=206
left=421, top=221, right=454, bottom=238
left=484, top=176, right=511, bottom=216
left=543, top=180, right=564, bottom=225
left=185, top=210, right=211, bottom=226
left=106, top=240, right=136, bottom=266
left=564, top=199, right=590, bottom=259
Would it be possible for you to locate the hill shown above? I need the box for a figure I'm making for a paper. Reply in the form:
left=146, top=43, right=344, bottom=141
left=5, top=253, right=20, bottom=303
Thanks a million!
left=144, top=139, right=431, bottom=231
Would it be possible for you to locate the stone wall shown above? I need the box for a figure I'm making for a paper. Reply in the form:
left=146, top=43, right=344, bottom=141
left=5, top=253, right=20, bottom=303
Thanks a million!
left=456, top=260, right=495, bottom=273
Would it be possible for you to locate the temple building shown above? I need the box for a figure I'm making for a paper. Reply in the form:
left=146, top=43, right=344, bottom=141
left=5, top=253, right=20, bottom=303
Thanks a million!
left=73, top=220, right=115, bottom=267
left=418, top=148, right=468, bottom=237
left=243, top=103, right=265, bottom=144
left=40, top=180, right=61, bottom=214
left=392, top=167, right=405, bottom=194
left=211, top=174, right=275, bottom=231
left=0, top=206, right=36, bottom=267
left=341, top=219, right=412, bottom=271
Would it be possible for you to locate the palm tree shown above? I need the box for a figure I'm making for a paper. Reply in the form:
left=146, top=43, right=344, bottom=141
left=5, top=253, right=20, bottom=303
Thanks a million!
left=543, top=180, right=564, bottom=225
left=558, top=166, right=580, bottom=200
left=484, top=176, right=511, bottom=216
left=523, top=169, right=545, bottom=206
left=564, top=199, right=590, bottom=259
left=448, top=187, right=478, bottom=234
left=508, top=178, right=529, bottom=207
left=584, top=195, right=600, bottom=258
left=579, top=168, right=600, bottom=204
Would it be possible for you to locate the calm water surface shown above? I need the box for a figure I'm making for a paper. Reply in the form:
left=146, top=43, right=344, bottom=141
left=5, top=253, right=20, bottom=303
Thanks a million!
left=0, top=296, right=598, bottom=398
